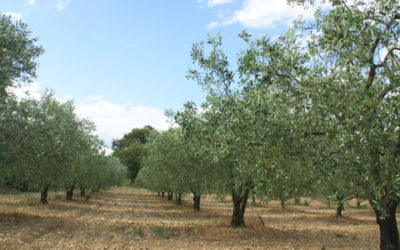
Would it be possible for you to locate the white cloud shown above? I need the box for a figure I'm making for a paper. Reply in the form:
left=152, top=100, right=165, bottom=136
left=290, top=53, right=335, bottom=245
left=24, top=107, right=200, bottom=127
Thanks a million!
left=56, top=0, right=70, bottom=10
left=209, top=0, right=235, bottom=6
left=210, top=0, right=319, bottom=29
left=8, top=82, right=169, bottom=150
left=8, top=82, right=41, bottom=100
left=199, top=0, right=235, bottom=7
left=27, top=0, right=36, bottom=6
left=75, top=100, right=170, bottom=148
left=3, top=12, right=24, bottom=22
left=86, top=94, right=104, bottom=102
left=206, top=21, right=219, bottom=29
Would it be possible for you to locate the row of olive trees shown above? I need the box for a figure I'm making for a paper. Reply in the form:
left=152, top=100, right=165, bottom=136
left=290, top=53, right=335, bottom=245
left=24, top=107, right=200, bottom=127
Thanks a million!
left=136, top=114, right=215, bottom=211
left=138, top=0, right=400, bottom=249
left=0, top=14, right=127, bottom=204
left=0, top=92, right=127, bottom=204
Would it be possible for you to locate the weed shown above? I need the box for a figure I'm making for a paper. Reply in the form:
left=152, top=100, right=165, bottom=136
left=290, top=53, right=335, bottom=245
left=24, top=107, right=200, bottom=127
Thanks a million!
left=18, top=198, right=38, bottom=207
left=54, top=194, right=63, bottom=200
left=153, top=226, right=173, bottom=238
left=135, top=228, right=143, bottom=237
left=153, top=226, right=164, bottom=238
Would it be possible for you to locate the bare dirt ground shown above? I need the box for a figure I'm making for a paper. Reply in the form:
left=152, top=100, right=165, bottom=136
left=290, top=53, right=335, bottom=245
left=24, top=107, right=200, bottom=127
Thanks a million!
left=0, top=187, right=385, bottom=249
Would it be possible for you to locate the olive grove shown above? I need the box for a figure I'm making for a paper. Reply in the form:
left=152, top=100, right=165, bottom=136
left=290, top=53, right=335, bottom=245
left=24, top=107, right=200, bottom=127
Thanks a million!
left=137, top=0, right=400, bottom=248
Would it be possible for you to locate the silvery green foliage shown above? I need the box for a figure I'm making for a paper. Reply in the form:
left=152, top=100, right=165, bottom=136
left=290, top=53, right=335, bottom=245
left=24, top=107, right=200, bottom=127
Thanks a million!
left=0, top=14, right=44, bottom=98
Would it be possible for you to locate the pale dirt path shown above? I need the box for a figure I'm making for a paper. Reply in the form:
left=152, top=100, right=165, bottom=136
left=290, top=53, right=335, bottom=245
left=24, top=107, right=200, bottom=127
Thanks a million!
left=0, top=187, right=381, bottom=249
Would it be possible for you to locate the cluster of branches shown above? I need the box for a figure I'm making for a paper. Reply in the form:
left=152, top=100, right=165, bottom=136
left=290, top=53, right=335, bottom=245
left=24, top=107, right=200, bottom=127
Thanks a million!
left=138, top=1, right=400, bottom=249
left=0, top=14, right=127, bottom=204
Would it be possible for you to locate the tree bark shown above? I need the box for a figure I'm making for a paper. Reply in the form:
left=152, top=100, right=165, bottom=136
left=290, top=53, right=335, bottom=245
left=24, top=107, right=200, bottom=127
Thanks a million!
left=251, top=194, right=256, bottom=206
left=336, top=195, right=344, bottom=218
left=193, top=193, right=201, bottom=211
left=374, top=202, right=399, bottom=250
left=66, top=184, right=75, bottom=201
left=231, top=190, right=249, bottom=227
left=80, top=187, right=86, bottom=197
left=161, top=192, right=165, bottom=197
left=336, top=202, right=344, bottom=217
left=167, top=192, right=173, bottom=200
left=280, top=195, right=286, bottom=210
left=40, top=185, right=49, bottom=204
left=176, top=193, right=182, bottom=205
left=356, top=194, right=362, bottom=208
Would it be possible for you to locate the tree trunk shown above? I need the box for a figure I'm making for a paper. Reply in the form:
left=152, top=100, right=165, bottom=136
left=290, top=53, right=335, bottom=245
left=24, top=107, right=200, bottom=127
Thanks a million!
left=251, top=194, right=256, bottom=206
left=193, top=193, right=201, bottom=211
left=356, top=194, right=362, bottom=208
left=157, top=192, right=160, bottom=196
left=374, top=202, right=399, bottom=250
left=66, top=184, right=75, bottom=201
left=231, top=190, right=249, bottom=227
left=336, top=195, right=344, bottom=218
left=295, top=197, right=301, bottom=205
left=40, top=186, right=49, bottom=204
left=167, top=192, right=173, bottom=200
left=176, top=193, right=182, bottom=205
left=80, top=187, right=86, bottom=197
left=280, top=196, right=286, bottom=210
left=161, top=192, right=165, bottom=197
left=130, top=178, right=134, bottom=185
left=336, top=202, right=344, bottom=217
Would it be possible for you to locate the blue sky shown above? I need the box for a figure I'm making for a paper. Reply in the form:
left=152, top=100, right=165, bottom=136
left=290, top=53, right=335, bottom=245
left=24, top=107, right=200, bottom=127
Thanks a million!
left=2, top=0, right=317, bottom=148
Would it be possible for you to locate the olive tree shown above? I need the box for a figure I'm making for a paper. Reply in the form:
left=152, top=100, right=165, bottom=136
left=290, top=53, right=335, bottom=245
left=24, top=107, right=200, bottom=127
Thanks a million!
left=0, top=14, right=44, bottom=99
left=188, top=35, right=266, bottom=227
left=173, top=102, right=216, bottom=210
left=289, top=0, right=400, bottom=248
left=13, top=93, right=86, bottom=203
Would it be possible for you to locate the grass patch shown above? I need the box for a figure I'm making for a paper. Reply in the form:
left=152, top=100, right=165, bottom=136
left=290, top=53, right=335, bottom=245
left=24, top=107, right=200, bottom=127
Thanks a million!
left=17, top=198, right=38, bottom=207
left=135, top=228, right=143, bottom=237
left=152, top=226, right=173, bottom=239
left=153, top=226, right=165, bottom=238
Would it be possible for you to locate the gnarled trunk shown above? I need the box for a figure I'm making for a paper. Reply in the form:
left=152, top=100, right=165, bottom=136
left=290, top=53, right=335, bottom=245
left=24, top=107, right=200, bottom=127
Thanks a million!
left=336, top=194, right=344, bottom=218
left=231, top=190, right=249, bottom=227
left=336, top=202, right=344, bottom=218
left=193, top=193, right=201, bottom=211
left=40, top=185, right=49, bottom=204
left=80, top=187, right=86, bottom=197
left=66, top=184, right=75, bottom=201
left=374, top=201, right=399, bottom=250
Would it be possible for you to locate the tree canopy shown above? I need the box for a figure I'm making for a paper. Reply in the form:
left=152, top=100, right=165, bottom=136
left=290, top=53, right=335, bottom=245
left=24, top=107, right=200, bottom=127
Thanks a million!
left=0, top=14, right=44, bottom=99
